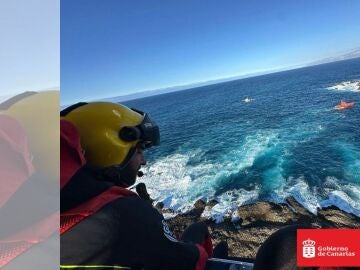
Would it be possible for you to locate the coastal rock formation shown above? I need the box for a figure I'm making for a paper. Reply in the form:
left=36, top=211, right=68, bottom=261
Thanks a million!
left=165, top=196, right=360, bottom=259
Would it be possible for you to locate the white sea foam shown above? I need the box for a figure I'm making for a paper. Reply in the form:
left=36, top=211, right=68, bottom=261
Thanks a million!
left=323, top=176, right=341, bottom=190
left=227, top=130, right=279, bottom=170
left=201, top=188, right=260, bottom=223
left=207, top=175, right=359, bottom=221
left=320, top=191, right=360, bottom=216
left=144, top=159, right=360, bottom=221
left=231, top=210, right=241, bottom=223
left=140, top=139, right=360, bottom=223
left=274, top=176, right=321, bottom=214
left=163, top=212, right=178, bottom=220
left=243, top=97, right=254, bottom=103
left=327, top=80, right=360, bottom=92
left=141, top=153, right=195, bottom=210
left=141, top=131, right=278, bottom=219
left=266, top=176, right=360, bottom=217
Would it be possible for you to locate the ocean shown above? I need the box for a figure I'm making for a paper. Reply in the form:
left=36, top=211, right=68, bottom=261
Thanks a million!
left=122, top=58, right=360, bottom=221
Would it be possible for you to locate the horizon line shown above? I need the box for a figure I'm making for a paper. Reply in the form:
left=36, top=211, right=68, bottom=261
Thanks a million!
left=95, top=56, right=360, bottom=104
left=60, top=49, right=360, bottom=106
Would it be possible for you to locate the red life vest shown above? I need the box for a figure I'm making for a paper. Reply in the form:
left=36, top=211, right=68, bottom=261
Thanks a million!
left=61, top=186, right=137, bottom=234
left=60, top=119, right=138, bottom=234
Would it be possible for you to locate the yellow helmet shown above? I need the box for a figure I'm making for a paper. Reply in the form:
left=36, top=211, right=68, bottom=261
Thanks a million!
left=61, top=102, right=160, bottom=168
left=1, top=90, right=60, bottom=180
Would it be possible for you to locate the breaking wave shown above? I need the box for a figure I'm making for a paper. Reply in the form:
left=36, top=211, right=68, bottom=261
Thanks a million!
left=327, top=80, right=360, bottom=92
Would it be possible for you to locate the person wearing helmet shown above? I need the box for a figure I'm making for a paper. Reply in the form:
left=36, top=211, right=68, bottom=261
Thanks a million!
left=60, top=102, right=211, bottom=270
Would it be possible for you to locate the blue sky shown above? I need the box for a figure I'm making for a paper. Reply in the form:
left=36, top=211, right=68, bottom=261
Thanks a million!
left=61, top=0, right=360, bottom=104
left=0, top=0, right=59, bottom=100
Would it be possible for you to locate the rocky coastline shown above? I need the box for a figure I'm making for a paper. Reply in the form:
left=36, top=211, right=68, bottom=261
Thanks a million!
left=160, top=196, right=360, bottom=259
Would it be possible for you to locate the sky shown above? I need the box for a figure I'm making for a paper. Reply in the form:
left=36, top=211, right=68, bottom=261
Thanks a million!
left=61, top=0, right=360, bottom=105
left=0, top=0, right=59, bottom=100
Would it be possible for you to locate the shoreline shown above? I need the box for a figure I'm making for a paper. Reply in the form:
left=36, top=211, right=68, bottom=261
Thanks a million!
left=162, top=196, right=360, bottom=259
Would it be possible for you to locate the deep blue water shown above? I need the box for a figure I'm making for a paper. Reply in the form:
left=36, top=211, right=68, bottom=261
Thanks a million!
left=123, top=58, right=360, bottom=219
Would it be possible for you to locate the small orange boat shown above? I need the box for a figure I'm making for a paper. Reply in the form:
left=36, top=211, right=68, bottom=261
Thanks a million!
left=335, top=101, right=355, bottom=110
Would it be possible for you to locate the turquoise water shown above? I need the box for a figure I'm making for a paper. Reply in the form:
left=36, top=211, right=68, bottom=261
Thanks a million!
left=123, top=58, right=360, bottom=220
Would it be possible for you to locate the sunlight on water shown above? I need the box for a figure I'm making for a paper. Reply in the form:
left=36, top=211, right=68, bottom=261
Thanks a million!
left=126, top=59, right=360, bottom=220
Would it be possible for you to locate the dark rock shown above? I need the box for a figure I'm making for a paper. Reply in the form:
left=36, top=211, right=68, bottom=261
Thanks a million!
left=236, top=201, right=297, bottom=226
left=155, top=201, right=164, bottom=210
left=165, top=196, right=360, bottom=259
left=193, top=199, right=206, bottom=210
left=318, top=205, right=360, bottom=228
left=286, top=196, right=312, bottom=216
left=207, top=199, right=219, bottom=208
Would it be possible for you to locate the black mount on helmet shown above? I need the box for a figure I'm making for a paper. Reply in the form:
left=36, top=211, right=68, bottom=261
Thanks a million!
left=118, top=108, right=160, bottom=148
left=119, top=126, right=141, bottom=142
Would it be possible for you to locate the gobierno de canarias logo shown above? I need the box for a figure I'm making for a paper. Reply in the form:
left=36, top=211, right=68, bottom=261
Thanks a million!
left=302, top=238, right=356, bottom=259
left=303, top=239, right=316, bottom=258
left=297, top=229, right=360, bottom=267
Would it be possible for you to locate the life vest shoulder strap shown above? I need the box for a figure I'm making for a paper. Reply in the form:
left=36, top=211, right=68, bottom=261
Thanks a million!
left=61, top=186, right=137, bottom=235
